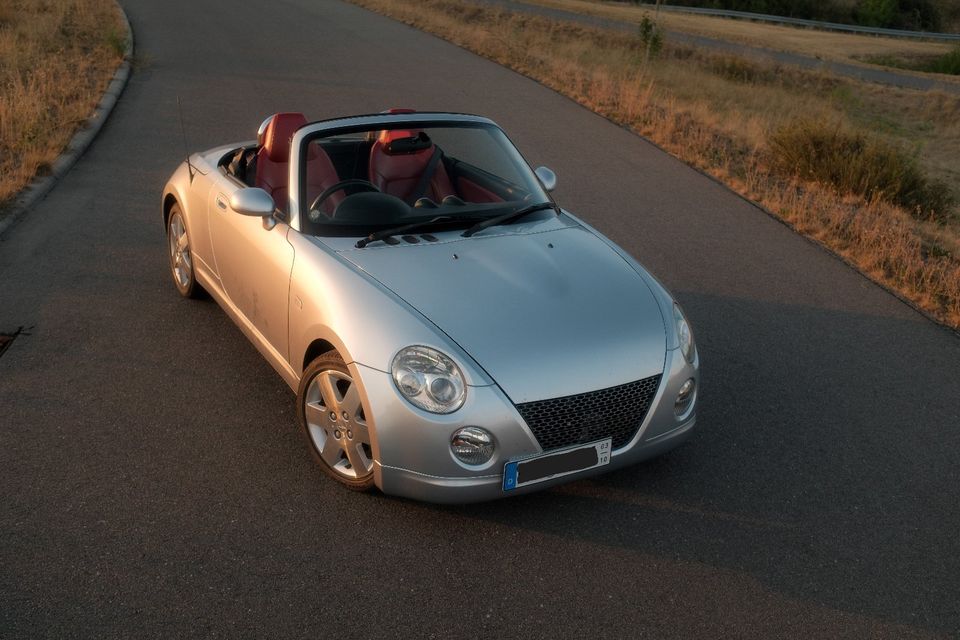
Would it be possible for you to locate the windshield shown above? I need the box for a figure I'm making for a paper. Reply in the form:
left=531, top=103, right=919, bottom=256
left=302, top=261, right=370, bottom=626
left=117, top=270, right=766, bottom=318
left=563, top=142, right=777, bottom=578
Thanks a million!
left=299, top=122, right=551, bottom=236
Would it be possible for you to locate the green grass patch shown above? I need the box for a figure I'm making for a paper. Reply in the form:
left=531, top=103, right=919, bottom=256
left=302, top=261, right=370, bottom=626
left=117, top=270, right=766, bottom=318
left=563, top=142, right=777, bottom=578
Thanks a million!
left=927, top=47, right=960, bottom=75
left=864, top=46, right=960, bottom=76
left=103, top=27, right=127, bottom=58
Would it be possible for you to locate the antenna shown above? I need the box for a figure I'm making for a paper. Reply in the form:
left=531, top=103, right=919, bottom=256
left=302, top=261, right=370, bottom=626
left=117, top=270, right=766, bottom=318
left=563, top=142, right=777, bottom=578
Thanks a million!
left=177, top=96, right=195, bottom=183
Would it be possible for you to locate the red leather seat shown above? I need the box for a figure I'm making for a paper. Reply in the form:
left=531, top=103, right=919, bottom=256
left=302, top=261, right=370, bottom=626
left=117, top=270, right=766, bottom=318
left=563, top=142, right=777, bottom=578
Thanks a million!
left=368, top=129, right=455, bottom=204
left=255, top=112, right=341, bottom=213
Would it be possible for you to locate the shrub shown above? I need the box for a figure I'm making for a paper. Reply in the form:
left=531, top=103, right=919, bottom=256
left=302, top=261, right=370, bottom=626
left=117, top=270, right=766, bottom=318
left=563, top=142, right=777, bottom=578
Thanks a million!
left=770, top=120, right=953, bottom=220
left=937, top=0, right=960, bottom=31
left=894, top=0, right=942, bottom=30
left=856, top=0, right=898, bottom=27
left=638, top=14, right=664, bottom=59
left=927, top=46, right=960, bottom=75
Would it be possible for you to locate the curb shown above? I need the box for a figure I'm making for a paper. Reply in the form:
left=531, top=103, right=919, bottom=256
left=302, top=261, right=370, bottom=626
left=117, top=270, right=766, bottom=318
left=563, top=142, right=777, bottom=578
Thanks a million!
left=0, top=1, right=134, bottom=240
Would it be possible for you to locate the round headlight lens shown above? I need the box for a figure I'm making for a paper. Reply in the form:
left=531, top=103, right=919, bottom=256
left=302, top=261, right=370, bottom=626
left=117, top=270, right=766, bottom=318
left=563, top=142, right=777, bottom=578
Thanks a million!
left=673, top=303, right=695, bottom=363
left=391, top=346, right=466, bottom=414
left=451, top=426, right=495, bottom=465
left=429, top=377, right=457, bottom=403
left=397, top=369, right=425, bottom=397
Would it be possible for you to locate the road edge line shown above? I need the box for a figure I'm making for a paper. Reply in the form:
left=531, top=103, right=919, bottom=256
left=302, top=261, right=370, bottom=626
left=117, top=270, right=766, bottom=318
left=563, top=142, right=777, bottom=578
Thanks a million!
left=0, top=0, right=134, bottom=240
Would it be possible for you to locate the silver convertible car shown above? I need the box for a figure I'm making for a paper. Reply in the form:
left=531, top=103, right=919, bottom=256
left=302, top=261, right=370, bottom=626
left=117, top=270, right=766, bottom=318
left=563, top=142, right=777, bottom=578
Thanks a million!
left=162, top=110, right=699, bottom=503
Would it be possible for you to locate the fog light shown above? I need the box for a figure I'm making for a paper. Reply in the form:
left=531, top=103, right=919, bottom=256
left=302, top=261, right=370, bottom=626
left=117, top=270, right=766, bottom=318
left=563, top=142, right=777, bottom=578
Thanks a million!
left=675, top=378, right=696, bottom=417
left=451, top=426, right=495, bottom=465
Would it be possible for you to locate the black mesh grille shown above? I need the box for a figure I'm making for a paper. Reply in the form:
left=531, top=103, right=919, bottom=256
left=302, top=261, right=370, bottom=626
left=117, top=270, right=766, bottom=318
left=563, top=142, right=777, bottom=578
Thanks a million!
left=515, top=375, right=662, bottom=451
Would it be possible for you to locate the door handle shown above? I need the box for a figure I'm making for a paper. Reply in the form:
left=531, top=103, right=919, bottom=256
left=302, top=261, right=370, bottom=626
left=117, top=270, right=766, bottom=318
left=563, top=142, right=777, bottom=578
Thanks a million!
left=216, top=194, right=227, bottom=210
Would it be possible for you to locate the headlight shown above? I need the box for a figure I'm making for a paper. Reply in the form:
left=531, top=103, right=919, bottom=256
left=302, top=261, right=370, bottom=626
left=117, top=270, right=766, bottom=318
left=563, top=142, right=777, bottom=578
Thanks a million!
left=391, top=346, right=466, bottom=414
left=673, top=303, right=695, bottom=363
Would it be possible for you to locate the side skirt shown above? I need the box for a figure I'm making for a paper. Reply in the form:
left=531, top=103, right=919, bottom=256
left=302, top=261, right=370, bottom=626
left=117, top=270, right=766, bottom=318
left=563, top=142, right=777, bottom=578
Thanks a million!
left=195, top=264, right=300, bottom=393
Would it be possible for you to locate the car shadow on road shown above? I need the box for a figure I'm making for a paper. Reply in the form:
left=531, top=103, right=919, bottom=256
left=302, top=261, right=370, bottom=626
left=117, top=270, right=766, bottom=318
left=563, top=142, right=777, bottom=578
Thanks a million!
left=418, top=291, right=960, bottom=635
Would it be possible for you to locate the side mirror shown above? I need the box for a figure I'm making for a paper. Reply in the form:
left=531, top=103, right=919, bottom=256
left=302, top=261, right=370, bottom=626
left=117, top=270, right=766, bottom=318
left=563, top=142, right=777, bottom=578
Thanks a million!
left=535, top=166, right=557, bottom=193
left=230, top=188, right=276, bottom=217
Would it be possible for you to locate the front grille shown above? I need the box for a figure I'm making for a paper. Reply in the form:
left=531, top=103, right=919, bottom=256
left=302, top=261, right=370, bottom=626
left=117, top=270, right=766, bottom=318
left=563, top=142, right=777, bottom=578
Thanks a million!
left=515, top=375, right=662, bottom=452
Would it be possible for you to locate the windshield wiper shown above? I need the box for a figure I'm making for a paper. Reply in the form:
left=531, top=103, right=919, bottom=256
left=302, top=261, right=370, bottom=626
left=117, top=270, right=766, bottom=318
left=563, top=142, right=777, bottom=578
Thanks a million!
left=461, top=202, right=558, bottom=238
left=356, top=216, right=455, bottom=248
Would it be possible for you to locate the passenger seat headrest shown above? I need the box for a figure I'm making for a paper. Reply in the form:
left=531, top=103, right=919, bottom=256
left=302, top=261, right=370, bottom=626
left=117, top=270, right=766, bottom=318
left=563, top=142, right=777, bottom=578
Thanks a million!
left=261, top=112, right=308, bottom=162
left=383, top=131, right=433, bottom=155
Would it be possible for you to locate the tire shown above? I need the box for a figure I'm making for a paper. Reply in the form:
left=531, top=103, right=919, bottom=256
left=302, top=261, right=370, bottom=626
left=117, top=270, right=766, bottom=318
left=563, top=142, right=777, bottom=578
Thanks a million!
left=297, top=351, right=376, bottom=491
left=166, top=203, right=204, bottom=299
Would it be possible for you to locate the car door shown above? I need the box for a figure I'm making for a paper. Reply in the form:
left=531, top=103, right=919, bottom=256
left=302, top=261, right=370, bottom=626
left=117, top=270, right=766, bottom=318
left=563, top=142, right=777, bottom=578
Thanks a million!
left=207, top=172, right=294, bottom=361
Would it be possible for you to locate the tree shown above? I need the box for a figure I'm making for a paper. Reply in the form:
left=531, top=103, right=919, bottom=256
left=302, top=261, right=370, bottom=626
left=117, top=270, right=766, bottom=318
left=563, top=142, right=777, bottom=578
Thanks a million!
left=856, top=0, right=898, bottom=27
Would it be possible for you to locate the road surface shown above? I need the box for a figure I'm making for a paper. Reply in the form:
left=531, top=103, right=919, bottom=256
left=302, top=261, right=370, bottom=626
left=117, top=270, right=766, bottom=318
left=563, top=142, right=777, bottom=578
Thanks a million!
left=1, top=0, right=958, bottom=637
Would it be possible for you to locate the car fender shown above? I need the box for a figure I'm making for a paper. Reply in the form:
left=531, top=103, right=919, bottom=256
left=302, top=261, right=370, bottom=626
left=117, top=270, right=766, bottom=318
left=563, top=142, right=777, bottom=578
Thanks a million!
left=162, top=157, right=219, bottom=281
left=286, top=231, right=495, bottom=389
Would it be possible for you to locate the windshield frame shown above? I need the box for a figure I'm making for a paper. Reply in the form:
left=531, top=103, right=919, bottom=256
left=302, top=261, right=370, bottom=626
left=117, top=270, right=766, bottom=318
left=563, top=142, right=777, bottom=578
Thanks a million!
left=290, top=113, right=552, bottom=236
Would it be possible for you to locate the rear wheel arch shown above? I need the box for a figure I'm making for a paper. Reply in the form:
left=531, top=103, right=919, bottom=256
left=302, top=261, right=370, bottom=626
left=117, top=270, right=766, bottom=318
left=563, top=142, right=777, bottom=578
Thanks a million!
left=163, top=193, right=179, bottom=227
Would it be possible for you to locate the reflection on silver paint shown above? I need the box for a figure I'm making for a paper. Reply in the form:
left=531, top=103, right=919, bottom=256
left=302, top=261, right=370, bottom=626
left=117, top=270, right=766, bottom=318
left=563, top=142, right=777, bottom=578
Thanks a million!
left=338, top=222, right=666, bottom=403
left=161, top=112, right=699, bottom=502
left=534, top=166, right=557, bottom=192
left=228, top=187, right=274, bottom=217
left=257, top=114, right=275, bottom=146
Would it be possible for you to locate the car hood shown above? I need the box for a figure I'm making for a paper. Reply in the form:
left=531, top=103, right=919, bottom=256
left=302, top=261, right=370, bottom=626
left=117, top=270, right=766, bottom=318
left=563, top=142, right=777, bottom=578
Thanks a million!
left=338, top=224, right=666, bottom=403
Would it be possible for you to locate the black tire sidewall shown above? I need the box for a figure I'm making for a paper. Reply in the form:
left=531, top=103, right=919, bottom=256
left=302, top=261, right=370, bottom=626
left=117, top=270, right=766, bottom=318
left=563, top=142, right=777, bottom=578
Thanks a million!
left=166, top=204, right=199, bottom=299
left=297, top=352, right=376, bottom=491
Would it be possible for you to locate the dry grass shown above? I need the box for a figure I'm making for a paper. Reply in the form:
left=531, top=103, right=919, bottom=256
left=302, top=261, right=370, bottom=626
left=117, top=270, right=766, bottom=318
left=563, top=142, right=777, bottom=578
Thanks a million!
left=0, top=0, right=125, bottom=207
left=349, top=0, right=960, bottom=327
left=524, top=0, right=960, bottom=78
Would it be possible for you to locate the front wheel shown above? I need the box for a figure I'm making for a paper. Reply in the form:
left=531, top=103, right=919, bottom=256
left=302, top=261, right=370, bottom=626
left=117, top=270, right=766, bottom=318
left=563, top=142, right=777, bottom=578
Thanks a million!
left=298, top=351, right=376, bottom=491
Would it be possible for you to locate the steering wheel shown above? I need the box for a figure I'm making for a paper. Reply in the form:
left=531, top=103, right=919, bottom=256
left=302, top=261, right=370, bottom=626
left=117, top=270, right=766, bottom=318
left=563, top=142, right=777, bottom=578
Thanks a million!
left=309, top=179, right=381, bottom=213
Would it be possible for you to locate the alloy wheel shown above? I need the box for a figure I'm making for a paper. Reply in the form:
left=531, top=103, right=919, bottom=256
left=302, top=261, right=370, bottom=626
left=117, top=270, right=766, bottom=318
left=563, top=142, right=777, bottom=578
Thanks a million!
left=303, top=369, right=374, bottom=479
left=168, top=212, right=193, bottom=290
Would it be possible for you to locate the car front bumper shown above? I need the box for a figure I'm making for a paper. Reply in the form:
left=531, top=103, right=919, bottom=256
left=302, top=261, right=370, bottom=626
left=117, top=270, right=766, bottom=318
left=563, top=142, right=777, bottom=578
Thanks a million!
left=376, top=416, right=696, bottom=503
left=355, top=346, right=699, bottom=504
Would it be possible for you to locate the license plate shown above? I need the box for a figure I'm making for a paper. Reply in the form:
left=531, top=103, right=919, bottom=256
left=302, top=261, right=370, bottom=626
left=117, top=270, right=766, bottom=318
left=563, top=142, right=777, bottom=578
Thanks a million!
left=502, top=438, right=612, bottom=491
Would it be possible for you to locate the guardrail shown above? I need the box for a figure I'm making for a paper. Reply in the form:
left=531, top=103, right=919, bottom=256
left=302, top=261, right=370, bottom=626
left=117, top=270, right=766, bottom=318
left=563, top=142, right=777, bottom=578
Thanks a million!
left=638, top=3, right=960, bottom=41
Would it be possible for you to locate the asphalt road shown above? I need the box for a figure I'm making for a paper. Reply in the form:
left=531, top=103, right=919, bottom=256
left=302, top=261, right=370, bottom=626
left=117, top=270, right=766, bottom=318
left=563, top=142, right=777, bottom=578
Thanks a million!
left=2, top=0, right=959, bottom=637
left=479, top=0, right=960, bottom=94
